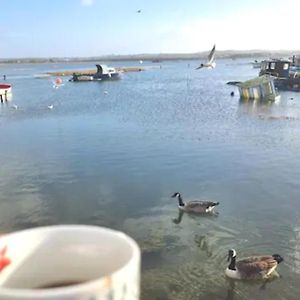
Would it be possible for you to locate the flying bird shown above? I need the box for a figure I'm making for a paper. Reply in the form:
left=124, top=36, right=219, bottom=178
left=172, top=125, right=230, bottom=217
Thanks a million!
left=196, top=44, right=216, bottom=69
left=136, top=9, right=142, bottom=13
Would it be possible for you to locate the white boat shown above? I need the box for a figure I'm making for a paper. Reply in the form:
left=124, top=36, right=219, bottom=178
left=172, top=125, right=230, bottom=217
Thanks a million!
left=69, top=64, right=120, bottom=82
left=33, top=74, right=51, bottom=79
left=250, top=60, right=261, bottom=68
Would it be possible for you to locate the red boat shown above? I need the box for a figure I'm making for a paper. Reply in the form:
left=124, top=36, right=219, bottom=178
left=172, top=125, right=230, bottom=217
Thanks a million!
left=0, top=83, right=12, bottom=95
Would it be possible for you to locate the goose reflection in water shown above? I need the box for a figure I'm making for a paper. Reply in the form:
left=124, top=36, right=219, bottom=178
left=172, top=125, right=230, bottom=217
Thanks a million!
left=172, top=208, right=219, bottom=225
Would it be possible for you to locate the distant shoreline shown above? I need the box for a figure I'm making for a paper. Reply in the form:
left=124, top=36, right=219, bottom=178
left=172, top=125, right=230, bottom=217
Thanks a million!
left=1, top=50, right=299, bottom=64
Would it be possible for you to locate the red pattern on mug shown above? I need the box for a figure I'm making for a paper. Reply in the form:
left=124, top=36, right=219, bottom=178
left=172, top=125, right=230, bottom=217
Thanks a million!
left=0, top=246, right=11, bottom=271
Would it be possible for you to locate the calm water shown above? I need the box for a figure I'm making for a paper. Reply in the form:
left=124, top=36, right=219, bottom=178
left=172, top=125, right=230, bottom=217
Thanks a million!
left=1, top=60, right=300, bottom=299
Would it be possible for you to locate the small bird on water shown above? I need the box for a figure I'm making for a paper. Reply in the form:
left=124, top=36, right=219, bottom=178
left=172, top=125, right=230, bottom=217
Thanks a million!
left=11, top=104, right=18, bottom=110
left=171, top=192, right=219, bottom=214
left=47, top=104, right=54, bottom=110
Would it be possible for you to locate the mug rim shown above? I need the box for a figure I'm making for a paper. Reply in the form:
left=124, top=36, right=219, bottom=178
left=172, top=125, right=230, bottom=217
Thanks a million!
left=0, top=225, right=140, bottom=298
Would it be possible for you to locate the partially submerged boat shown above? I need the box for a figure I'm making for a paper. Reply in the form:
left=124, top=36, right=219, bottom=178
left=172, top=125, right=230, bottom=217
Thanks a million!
left=237, top=75, right=280, bottom=101
left=259, top=59, right=300, bottom=91
left=69, top=64, right=120, bottom=82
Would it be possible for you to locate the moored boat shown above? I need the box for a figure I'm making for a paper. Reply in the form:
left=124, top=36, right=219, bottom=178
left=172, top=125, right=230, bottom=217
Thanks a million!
left=259, top=59, right=300, bottom=91
left=69, top=64, right=120, bottom=82
left=0, top=83, right=12, bottom=95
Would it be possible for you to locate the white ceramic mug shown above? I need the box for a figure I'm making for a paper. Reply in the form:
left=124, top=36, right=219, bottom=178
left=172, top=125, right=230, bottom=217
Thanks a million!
left=0, top=225, right=140, bottom=300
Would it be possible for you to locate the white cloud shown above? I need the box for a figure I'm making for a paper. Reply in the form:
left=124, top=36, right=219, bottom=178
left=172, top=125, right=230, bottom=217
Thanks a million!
left=80, top=0, right=95, bottom=6
left=153, top=0, right=300, bottom=53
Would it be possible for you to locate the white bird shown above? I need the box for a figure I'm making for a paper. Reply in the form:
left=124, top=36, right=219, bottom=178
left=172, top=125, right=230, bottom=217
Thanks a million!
left=11, top=104, right=18, bottom=110
left=47, top=104, right=53, bottom=110
left=225, top=249, right=284, bottom=280
left=104, top=91, right=108, bottom=95
left=196, top=44, right=216, bottom=69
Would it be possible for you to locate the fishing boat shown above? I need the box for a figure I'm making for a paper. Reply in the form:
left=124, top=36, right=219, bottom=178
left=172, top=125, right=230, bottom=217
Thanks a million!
left=0, top=83, right=12, bottom=95
left=259, top=59, right=300, bottom=91
left=69, top=64, right=120, bottom=82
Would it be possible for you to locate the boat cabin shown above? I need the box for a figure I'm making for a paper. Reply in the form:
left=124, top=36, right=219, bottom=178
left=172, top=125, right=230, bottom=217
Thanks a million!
left=259, top=60, right=290, bottom=78
left=292, top=55, right=300, bottom=67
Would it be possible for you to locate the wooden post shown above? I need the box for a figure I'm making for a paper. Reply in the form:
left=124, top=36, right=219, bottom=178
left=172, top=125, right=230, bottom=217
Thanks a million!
left=0, top=94, right=3, bottom=103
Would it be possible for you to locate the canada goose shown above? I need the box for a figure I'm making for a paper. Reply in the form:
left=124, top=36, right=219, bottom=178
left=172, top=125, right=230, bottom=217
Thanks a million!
left=196, top=44, right=216, bottom=70
left=225, top=249, right=284, bottom=280
left=171, top=192, right=219, bottom=214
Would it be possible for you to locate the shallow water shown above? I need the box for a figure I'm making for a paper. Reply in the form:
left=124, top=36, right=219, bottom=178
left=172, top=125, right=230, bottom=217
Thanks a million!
left=1, top=60, right=300, bottom=299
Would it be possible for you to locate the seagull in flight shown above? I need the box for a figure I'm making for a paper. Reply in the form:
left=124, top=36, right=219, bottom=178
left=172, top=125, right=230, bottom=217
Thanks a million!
left=136, top=9, right=141, bottom=13
left=196, top=44, right=216, bottom=69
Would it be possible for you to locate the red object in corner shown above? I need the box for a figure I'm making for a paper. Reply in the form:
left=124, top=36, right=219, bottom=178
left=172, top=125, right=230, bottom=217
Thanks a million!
left=0, top=257, right=11, bottom=271
left=0, top=246, right=11, bottom=272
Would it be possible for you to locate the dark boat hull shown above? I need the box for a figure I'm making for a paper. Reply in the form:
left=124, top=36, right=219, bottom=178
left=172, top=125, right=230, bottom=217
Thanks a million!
left=273, top=77, right=300, bottom=92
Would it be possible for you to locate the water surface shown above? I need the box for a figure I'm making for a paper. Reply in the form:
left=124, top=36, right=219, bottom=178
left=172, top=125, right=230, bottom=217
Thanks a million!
left=1, top=60, right=300, bottom=299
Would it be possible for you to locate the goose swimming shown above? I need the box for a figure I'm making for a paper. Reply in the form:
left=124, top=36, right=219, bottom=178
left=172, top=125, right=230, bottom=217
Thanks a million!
left=196, top=44, right=216, bottom=69
left=225, top=249, right=283, bottom=280
left=171, top=192, right=219, bottom=214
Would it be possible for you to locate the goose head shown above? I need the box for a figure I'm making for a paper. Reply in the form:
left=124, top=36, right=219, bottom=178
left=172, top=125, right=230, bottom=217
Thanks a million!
left=227, top=249, right=237, bottom=262
left=171, top=192, right=181, bottom=198
left=272, top=254, right=284, bottom=264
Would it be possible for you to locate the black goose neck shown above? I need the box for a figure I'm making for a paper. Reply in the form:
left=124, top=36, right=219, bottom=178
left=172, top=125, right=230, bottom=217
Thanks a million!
left=178, top=195, right=185, bottom=206
left=228, top=256, right=236, bottom=270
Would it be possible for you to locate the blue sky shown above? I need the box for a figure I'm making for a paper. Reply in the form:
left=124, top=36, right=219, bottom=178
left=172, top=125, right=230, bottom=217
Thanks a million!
left=1, top=0, right=299, bottom=58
